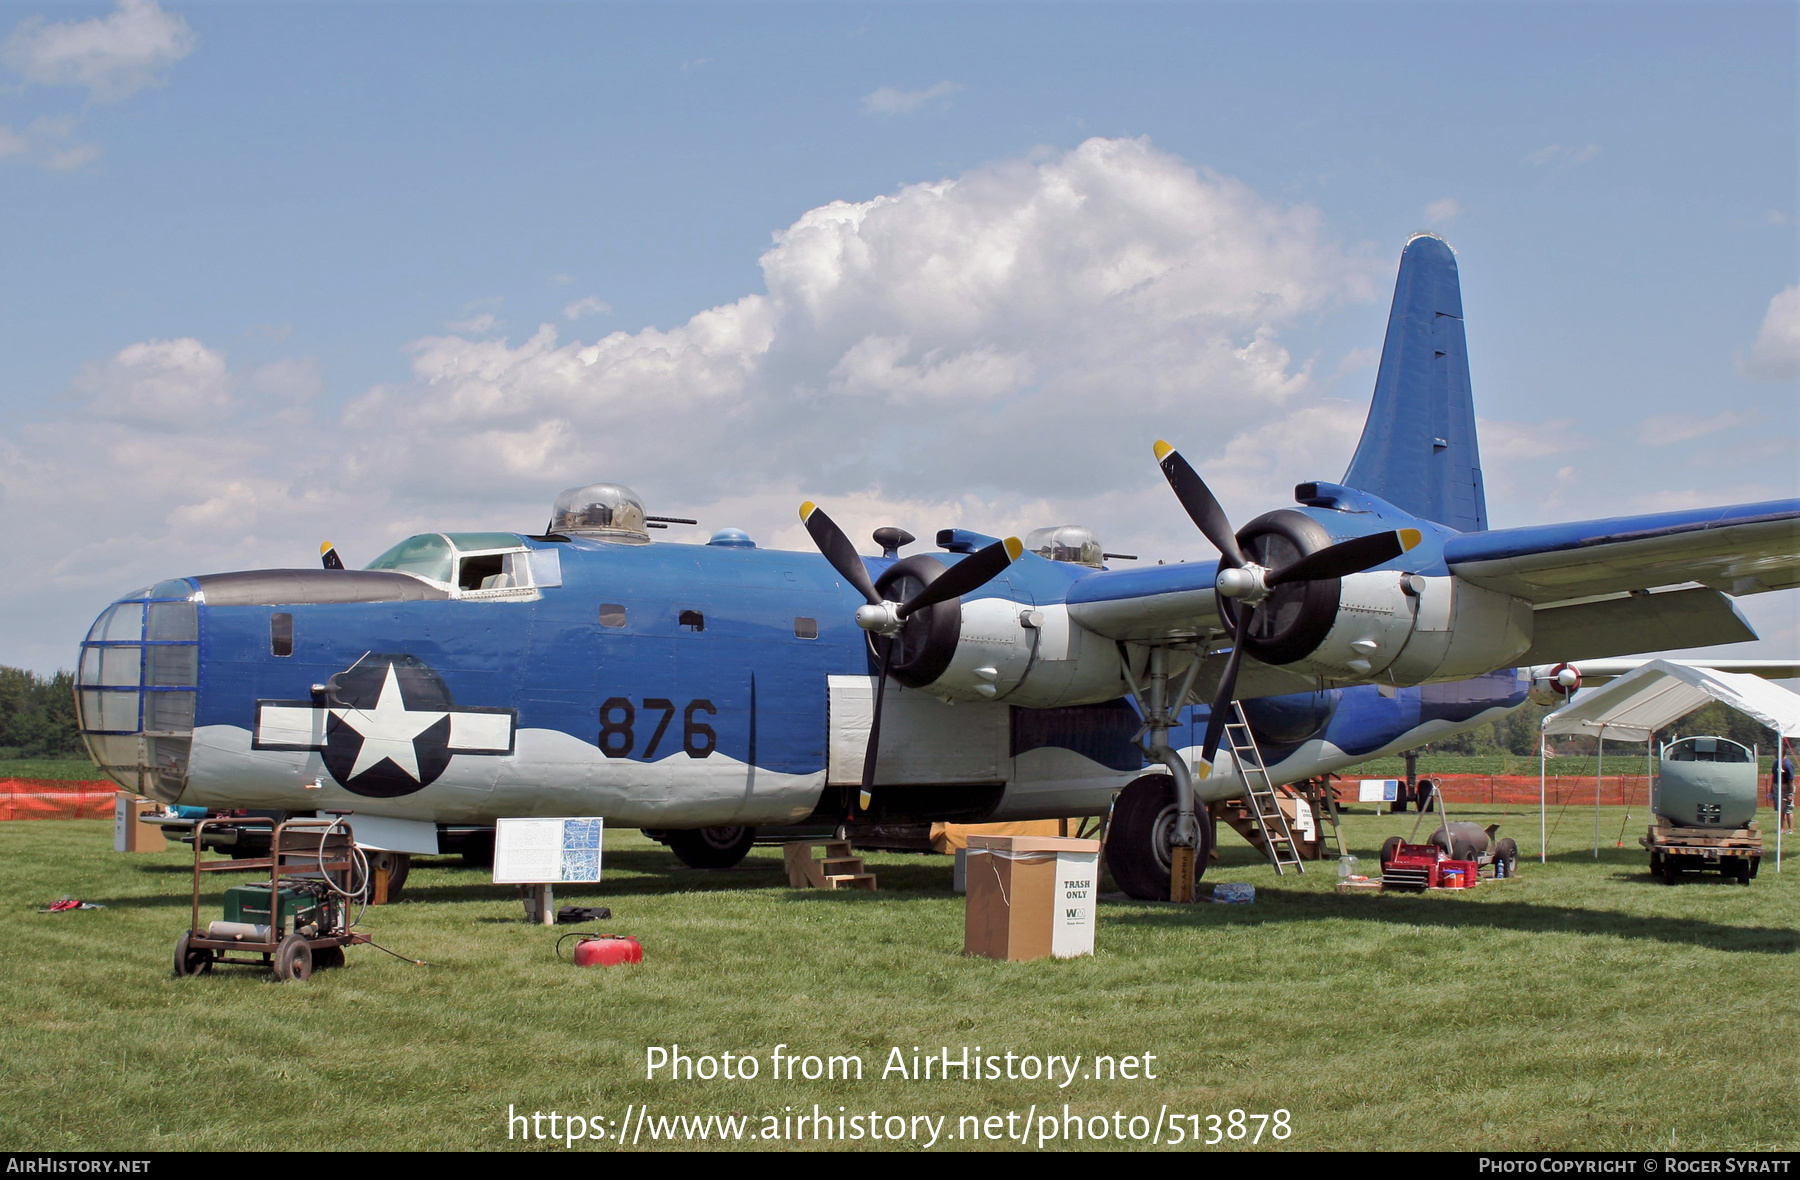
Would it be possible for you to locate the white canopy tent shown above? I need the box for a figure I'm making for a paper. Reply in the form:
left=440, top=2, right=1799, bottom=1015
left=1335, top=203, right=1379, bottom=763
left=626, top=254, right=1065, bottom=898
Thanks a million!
left=1538, top=659, right=1800, bottom=866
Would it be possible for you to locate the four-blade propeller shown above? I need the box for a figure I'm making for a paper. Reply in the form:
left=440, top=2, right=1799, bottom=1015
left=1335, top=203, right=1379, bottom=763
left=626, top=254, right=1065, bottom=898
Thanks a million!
left=799, top=502, right=1023, bottom=814
left=1153, top=441, right=1421, bottom=776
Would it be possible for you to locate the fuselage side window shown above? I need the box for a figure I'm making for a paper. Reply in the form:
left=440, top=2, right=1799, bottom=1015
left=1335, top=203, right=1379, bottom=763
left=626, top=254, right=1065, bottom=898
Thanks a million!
left=600, top=604, right=627, bottom=627
left=270, top=612, right=293, bottom=657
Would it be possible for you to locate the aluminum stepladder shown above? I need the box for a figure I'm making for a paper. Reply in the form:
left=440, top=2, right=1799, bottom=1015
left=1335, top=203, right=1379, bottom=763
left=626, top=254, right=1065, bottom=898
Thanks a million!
left=1299, top=776, right=1346, bottom=860
left=1225, top=702, right=1305, bottom=875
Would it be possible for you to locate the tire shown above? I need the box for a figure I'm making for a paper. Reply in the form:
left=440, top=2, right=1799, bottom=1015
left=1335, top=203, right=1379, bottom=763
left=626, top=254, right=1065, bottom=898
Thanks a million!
left=1494, top=837, right=1518, bottom=877
left=460, top=830, right=495, bottom=868
left=666, top=826, right=757, bottom=869
left=1103, top=775, right=1215, bottom=901
left=273, top=935, right=313, bottom=982
left=367, top=851, right=411, bottom=901
left=173, top=930, right=212, bottom=978
left=1379, top=836, right=1404, bottom=869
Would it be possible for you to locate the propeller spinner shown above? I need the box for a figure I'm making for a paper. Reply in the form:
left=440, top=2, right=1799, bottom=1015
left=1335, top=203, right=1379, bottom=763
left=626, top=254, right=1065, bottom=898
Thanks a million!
left=799, top=502, right=1024, bottom=817
left=1153, top=441, right=1421, bottom=777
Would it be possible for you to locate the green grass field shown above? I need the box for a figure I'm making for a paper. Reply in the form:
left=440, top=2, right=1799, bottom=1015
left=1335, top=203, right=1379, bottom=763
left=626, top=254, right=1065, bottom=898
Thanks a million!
left=0, top=758, right=112, bottom=781
left=2, top=810, right=1796, bottom=1152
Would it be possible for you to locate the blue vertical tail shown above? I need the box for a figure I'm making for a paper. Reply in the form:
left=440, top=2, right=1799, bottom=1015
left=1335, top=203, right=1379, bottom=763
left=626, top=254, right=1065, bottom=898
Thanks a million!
left=1341, top=233, right=1487, bottom=533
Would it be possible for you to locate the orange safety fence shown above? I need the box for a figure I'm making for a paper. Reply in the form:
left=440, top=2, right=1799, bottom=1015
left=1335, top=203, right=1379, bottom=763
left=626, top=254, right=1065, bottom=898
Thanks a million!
left=0, top=779, right=119, bottom=821
left=1354, top=774, right=1655, bottom=807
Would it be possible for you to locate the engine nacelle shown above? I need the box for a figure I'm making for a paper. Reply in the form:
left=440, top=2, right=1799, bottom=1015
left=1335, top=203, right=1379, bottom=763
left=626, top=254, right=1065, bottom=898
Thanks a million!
left=871, top=557, right=1128, bottom=707
left=1225, top=508, right=1534, bottom=686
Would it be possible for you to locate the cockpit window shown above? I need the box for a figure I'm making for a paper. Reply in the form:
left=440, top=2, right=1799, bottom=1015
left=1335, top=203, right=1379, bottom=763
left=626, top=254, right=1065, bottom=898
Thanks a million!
left=366, top=534, right=456, bottom=584
left=1666, top=737, right=1751, bottom=763
left=368, top=532, right=544, bottom=599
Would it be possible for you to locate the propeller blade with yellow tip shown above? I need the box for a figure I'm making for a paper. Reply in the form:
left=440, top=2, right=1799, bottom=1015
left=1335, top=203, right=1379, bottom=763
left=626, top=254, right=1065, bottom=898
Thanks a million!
left=1265, top=528, right=1420, bottom=587
left=1154, top=439, right=1245, bottom=567
left=798, top=501, right=882, bottom=606
left=897, top=536, right=1025, bottom=618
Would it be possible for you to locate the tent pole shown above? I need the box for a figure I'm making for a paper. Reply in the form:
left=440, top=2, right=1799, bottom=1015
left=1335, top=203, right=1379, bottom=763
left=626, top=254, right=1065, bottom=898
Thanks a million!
left=1779, top=730, right=1784, bottom=873
left=1539, top=728, right=1547, bottom=864
left=1593, top=726, right=1604, bottom=858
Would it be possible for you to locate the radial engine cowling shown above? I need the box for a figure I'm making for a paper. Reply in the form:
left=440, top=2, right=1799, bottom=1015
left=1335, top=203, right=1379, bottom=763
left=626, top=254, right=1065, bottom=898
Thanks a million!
left=873, top=556, right=1035, bottom=703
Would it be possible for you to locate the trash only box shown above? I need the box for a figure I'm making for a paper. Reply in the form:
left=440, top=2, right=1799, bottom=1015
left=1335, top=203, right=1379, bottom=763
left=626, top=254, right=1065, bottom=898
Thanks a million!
left=963, top=835, right=1100, bottom=961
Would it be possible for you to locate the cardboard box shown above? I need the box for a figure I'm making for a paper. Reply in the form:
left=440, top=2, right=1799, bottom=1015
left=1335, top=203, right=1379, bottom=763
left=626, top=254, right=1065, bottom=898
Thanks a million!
left=112, top=796, right=165, bottom=853
left=963, top=835, right=1099, bottom=961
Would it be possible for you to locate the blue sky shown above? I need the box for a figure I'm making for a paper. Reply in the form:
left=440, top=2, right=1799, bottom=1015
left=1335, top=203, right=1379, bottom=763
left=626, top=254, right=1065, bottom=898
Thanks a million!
left=1, top=0, right=1795, bottom=675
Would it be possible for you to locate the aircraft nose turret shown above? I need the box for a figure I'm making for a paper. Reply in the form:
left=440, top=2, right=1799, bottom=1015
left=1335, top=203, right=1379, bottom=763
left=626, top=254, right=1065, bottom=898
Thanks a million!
left=75, top=579, right=201, bottom=803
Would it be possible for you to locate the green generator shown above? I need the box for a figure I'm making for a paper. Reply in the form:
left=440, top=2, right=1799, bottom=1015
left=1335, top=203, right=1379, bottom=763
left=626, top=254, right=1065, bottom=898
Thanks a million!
left=222, top=884, right=324, bottom=936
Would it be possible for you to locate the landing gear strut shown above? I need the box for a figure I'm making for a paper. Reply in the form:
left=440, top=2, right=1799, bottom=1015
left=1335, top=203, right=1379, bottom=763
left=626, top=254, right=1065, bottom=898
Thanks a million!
left=1118, top=643, right=1207, bottom=901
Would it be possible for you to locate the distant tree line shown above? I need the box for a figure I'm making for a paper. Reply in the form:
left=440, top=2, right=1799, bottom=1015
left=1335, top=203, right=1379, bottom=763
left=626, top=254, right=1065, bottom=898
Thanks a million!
left=0, top=666, right=86, bottom=759
left=1427, top=698, right=1779, bottom=758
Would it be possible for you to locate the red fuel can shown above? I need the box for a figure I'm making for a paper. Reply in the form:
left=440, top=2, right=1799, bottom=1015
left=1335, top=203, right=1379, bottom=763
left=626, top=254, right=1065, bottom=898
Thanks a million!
left=573, top=935, right=643, bottom=967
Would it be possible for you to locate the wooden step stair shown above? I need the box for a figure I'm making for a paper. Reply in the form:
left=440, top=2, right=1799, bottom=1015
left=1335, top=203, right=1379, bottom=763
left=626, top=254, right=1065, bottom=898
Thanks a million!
left=1212, top=790, right=1331, bottom=863
left=784, top=840, right=878, bottom=891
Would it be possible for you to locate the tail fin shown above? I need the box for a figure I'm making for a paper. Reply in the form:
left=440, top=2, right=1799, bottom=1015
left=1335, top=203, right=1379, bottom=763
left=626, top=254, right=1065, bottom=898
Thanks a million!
left=1341, top=233, right=1487, bottom=533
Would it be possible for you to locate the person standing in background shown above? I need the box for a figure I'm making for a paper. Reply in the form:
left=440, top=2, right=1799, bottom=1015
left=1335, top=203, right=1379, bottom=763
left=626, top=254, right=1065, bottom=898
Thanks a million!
left=1777, top=741, right=1796, bottom=835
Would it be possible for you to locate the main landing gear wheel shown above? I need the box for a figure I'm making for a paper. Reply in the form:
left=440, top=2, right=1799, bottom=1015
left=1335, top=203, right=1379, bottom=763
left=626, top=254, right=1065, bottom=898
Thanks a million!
left=273, top=935, right=313, bottom=982
left=173, top=930, right=212, bottom=977
left=666, top=826, right=757, bottom=869
left=1104, top=775, right=1215, bottom=901
left=367, top=851, right=411, bottom=901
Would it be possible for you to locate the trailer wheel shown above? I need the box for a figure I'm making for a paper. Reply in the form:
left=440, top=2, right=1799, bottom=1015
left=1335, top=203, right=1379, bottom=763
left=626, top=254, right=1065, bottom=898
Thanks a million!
left=173, top=930, right=212, bottom=977
left=273, top=935, right=313, bottom=982
left=1103, top=774, right=1215, bottom=901
left=1494, top=837, right=1518, bottom=877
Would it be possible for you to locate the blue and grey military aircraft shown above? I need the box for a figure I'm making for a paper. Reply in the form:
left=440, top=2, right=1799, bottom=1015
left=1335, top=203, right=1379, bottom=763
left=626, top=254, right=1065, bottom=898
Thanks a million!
left=75, top=234, right=1800, bottom=900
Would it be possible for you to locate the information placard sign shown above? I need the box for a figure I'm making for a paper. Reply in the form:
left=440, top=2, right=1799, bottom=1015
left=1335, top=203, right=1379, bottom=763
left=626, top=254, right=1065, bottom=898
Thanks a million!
left=492, top=817, right=604, bottom=884
left=1357, top=779, right=1400, bottom=803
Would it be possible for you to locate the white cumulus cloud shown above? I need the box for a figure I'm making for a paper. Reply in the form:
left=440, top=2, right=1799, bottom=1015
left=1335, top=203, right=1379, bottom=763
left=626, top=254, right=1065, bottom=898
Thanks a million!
left=1, top=137, right=1390, bottom=671
left=71, top=337, right=231, bottom=422
left=1424, top=197, right=1461, bottom=226
left=1738, top=285, right=1800, bottom=381
left=2, top=0, right=196, bottom=103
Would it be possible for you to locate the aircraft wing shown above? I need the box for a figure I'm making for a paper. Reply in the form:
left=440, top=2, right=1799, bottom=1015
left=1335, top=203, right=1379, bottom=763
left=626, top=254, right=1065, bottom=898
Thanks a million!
left=1064, top=562, right=1223, bottom=641
left=1443, top=499, right=1800, bottom=603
